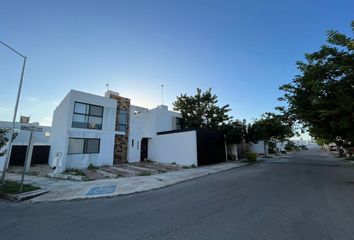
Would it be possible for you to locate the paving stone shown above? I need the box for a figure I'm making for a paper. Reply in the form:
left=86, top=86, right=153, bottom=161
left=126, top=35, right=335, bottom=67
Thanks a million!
left=82, top=170, right=106, bottom=180
left=96, top=169, right=117, bottom=178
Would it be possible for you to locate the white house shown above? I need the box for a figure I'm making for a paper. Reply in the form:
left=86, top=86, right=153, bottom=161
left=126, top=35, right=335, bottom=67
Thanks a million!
left=49, top=90, right=117, bottom=172
left=49, top=90, right=184, bottom=172
left=48, top=88, right=230, bottom=172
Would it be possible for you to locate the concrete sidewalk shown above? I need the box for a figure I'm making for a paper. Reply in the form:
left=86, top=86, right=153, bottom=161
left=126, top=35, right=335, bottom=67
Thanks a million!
left=4, top=161, right=250, bottom=203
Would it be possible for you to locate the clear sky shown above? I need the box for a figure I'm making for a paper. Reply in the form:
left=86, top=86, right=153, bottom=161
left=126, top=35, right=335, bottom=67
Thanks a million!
left=1, top=0, right=353, bottom=127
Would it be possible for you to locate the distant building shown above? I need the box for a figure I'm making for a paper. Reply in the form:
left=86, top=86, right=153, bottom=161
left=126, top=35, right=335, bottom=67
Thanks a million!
left=0, top=121, right=51, bottom=170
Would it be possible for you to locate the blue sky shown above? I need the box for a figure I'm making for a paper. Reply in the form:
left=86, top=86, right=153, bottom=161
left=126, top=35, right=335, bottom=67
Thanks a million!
left=1, top=0, right=353, bottom=127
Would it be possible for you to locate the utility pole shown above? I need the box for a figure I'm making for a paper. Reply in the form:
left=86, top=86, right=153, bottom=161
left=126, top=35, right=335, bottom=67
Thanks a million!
left=0, top=41, right=27, bottom=185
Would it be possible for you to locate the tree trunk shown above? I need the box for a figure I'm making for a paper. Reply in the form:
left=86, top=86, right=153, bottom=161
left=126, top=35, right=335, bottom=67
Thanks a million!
left=264, top=140, right=268, bottom=157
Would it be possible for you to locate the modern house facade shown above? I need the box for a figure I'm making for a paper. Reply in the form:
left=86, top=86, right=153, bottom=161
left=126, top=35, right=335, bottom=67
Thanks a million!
left=49, top=90, right=117, bottom=172
left=49, top=90, right=184, bottom=172
left=127, top=104, right=182, bottom=163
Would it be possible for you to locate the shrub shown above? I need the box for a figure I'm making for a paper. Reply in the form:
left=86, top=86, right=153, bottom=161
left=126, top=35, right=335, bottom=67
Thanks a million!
left=245, top=152, right=257, bottom=162
left=88, top=164, right=98, bottom=170
left=285, top=141, right=300, bottom=152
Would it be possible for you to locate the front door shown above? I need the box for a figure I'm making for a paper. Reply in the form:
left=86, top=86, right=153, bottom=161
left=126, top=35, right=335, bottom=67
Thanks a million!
left=140, top=138, right=148, bottom=161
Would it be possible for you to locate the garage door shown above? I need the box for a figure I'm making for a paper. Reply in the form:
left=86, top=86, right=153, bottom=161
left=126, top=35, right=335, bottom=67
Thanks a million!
left=31, top=146, right=50, bottom=164
left=9, top=145, right=50, bottom=166
left=9, top=146, right=27, bottom=166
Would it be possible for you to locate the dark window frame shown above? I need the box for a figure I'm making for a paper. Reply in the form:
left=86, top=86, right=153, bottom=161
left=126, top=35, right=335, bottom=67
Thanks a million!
left=176, top=117, right=183, bottom=130
left=67, top=137, right=101, bottom=154
left=72, top=102, right=104, bottom=130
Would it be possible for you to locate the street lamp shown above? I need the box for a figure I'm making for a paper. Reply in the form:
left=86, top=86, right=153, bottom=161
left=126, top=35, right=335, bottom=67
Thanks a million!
left=0, top=41, right=27, bottom=185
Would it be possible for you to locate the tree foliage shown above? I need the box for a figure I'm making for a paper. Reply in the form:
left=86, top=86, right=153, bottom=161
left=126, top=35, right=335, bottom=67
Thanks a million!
left=220, top=119, right=247, bottom=144
left=173, top=88, right=231, bottom=130
left=248, top=113, right=294, bottom=154
left=248, top=113, right=294, bottom=143
left=279, top=21, right=354, bottom=146
left=0, top=129, right=9, bottom=157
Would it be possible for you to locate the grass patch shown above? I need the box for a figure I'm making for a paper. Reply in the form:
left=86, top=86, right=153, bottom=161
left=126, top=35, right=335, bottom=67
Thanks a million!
left=0, top=181, right=40, bottom=194
left=64, top=169, right=86, bottom=177
left=138, top=172, right=151, bottom=176
left=88, top=164, right=99, bottom=170
left=182, top=164, right=197, bottom=169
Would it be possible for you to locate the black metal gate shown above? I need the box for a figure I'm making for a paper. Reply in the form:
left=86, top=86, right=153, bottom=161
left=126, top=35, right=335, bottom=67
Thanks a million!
left=9, top=146, right=27, bottom=166
left=196, top=130, right=226, bottom=166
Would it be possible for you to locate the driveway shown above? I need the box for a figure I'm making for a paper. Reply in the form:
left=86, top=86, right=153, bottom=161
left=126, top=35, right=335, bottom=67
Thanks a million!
left=1, top=149, right=354, bottom=239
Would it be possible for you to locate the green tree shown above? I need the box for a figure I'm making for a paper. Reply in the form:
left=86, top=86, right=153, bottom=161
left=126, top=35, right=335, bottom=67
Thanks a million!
left=279, top=21, right=354, bottom=148
left=248, top=113, right=294, bottom=155
left=173, top=88, right=231, bottom=130
left=0, top=129, right=9, bottom=157
left=220, top=119, right=247, bottom=144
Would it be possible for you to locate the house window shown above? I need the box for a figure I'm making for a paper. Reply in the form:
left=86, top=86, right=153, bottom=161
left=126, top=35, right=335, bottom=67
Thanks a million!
left=72, top=102, right=103, bottom=130
left=68, top=138, right=100, bottom=154
left=44, top=130, right=51, bottom=137
left=118, top=109, right=128, bottom=132
left=176, top=117, right=183, bottom=130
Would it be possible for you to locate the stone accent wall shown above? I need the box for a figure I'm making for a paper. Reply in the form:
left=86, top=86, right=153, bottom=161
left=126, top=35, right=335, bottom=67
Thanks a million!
left=109, top=94, right=131, bottom=164
left=114, top=135, right=128, bottom=163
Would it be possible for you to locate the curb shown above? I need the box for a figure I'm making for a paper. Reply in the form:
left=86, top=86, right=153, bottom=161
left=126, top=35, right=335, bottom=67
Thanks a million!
left=30, top=162, right=254, bottom=203
left=0, top=189, right=49, bottom=202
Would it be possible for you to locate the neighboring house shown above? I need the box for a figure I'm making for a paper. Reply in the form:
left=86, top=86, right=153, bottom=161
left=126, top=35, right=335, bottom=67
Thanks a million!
left=127, top=104, right=182, bottom=163
left=0, top=121, right=51, bottom=170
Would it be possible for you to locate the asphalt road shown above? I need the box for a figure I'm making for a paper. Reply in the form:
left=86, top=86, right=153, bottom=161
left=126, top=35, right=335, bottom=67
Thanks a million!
left=1, top=149, right=354, bottom=240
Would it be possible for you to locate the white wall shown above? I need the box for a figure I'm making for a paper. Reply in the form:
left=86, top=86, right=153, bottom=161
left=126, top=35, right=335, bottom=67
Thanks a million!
left=49, top=93, right=71, bottom=167
left=250, top=141, right=266, bottom=154
left=49, top=90, right=117, bottom=171
left=127, top=104, right=182, bottom=163
left=155, top=131, right=198, bottom=166
left=127, top=106, right=149, bottom=162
